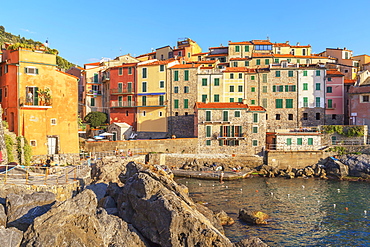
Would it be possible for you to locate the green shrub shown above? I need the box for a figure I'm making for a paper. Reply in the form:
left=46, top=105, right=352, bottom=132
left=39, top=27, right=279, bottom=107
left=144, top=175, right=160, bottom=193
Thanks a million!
left=5, top=134, right=14, bottom=162
left=84, top=112, right=107, bottom=128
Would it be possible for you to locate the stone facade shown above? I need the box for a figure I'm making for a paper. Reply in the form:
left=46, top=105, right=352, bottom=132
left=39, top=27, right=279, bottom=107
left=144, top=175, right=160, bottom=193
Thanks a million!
left=266, top=129, right=323, bottom=151
left=195, top=102, right=266, bottom=156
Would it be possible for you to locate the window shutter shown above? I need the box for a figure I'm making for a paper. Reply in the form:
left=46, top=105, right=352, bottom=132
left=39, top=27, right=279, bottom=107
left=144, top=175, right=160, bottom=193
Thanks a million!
left=285, top=85, right=289, bottom=92
left=273, top=85, right=276, bottom=92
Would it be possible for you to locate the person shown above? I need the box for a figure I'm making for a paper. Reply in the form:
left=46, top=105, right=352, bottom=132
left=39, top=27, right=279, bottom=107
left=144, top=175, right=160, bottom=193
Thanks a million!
left=27, top=90, right=33, bottom=105
left=219, top=171, right=224, bottom=184
left=127, top=149, right=132, bottom=156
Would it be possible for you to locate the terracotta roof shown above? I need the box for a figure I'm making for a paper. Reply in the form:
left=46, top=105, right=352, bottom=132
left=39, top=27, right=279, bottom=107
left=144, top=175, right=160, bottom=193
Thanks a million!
left=192, top=52, right=208, bottom=56
left=209, top=46, right=228, bottom=49
left=229, top=41, right=252, bottom=45
left=344, top=79, right=356, bottom=84
left=290, top=45, right=311, bottom=48
left=84, top=62, right=100, bottom=66
left=224, top=67, right=256, bottom=73
left=136, top=52, right=156, bottom=58
left=207, top=53, right=228, bottom=57
left=229, top=57, right=250, bottom=61
left=113, top=63, right=138, bottom=68
left=218, top=62, right=229, bottom=66
left=249, top=106, right=266, bottom=111
left=200, top=66, right=214, bottom=69
left=326, top=69, right=344, bottom=76
left=274, top=43, right=291, bottom=47
left=170, top=64, right=201, bottom=69
left=252, top=41, right=273, bottom=45
left=190, top=60, right=217, bottom=64
left=138, top=59, right=177, bottom=67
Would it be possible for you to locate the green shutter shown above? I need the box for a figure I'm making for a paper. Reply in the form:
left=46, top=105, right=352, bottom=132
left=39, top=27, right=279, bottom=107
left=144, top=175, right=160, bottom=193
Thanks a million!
left=297, top=138, right=302, bottom=145
left=273, top=85, right=276, bottom=92
left=292, top=85, right=296, bottom=92
left=303, top=70, right=307, bottom=76
left=245, top=46, right=249, bottom=52
left=184, top=99, right=188, bottom=109
left=184, top=70, right=189, bottom=81
left=256, top=59, right=260, bottom=65
left=316, top=70, right=321, bottom=76
left=219, top=139, right=223, bottom=146
left=303, top=83, right=308, bottom=90
left=235, top=46, right=240, bottom=52
left=276, top=99, right=283, bottom=108
left=206, top=126, right=211, bottom=137
left=279, top=85, right=283, bottom=92
left=223, top=111, right=228, bottom=121
left=202, top=78, right=207, bottom=86
left=202, top=95, right=207, bottom=103
left=214, top=94, right=219, bottom=102
left=328, top=99, right=332, bottom=108
left=288, top=71, right=293, bottom=77
left=285, top=85, right=289, bottom=92
left=287, top=138, right=292, bottom=145
left=286, top=99, right=293, bottom=108
left=253, top=113, right=258, bottom=123
left=276, top=71, right=280, bottom=77
left=174, top=99, right=179, bottom=108
left=308, top=138, right=313, bottom=145
left=174, top=71, right=179, bottom=81
left=214, top=78, right=219, bottom=86
left=34, top=87, right=39, bottom=105
left=206, top=111, right=211, bottom=121
left=227, top=126, right=231, bottom=137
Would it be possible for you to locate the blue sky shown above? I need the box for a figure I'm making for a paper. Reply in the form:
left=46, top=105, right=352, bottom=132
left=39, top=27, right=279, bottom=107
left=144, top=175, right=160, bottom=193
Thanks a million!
left=2, top=0, right=369, bottom=66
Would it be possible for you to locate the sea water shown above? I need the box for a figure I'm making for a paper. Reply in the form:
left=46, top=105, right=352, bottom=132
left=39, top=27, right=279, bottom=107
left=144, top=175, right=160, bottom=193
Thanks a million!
left=176, top=177, right=370, bottom=246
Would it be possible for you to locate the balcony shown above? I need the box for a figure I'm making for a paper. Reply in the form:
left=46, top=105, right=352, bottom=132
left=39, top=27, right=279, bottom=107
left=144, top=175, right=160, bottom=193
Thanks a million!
left=137, top=98, right=166, bottom=107
left=102, top=73, right=110, bottom=82
left=111, top=100, right=136, bottom=108
left=326, top=103, right=336, bottom=110
left=87, top=90, right=102, bottom=96
left=19, top=97, right=52, bottom=108
left=111, top=88, right=133, bottom=94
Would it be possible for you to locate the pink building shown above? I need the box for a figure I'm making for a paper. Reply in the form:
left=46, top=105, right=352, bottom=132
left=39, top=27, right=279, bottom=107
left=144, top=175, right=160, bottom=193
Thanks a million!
left=349, top=80, right=370, bottom=129
left=325, top=69, right=344, bottom=125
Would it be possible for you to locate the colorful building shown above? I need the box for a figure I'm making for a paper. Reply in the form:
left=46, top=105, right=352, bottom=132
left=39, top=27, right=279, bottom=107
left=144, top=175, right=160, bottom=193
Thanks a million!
left=0, top=45, right=79, bottom=156
left=325, top=69, right=344, bottom=125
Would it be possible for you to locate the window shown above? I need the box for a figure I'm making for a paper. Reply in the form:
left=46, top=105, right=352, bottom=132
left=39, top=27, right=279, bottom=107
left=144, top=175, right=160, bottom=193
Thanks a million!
left=287, top=138, right=292, bottom=145
left=184, top=70, right=189, bottom=81
left=202, top=78, right=207, bottom=86
left=142, top=82, right=147, bottom=92
left=265, top=59, right=269, bottom=65
left=251, top=75, right=255, bottom=80
left=235, top=111, right=240, bottom=117
left=238, top=85, right=243, bottom=92
left=235, top=45, right=240, bottom=52
left=286, top=99, right=293, bottom=108
left=250, top=87, right=255, bottom=92
left=285, top=85, right=296, bottom=92
left=303, top=83, right=308, bottom=90
left=126, top=111, right=129, bottom=116
left=362, top=95, right=369, bottom=102
left=315, top=97, right=321, bottom=107
left=206, top=140, right=211, bottom=146
left=230, top=98, right=234, bottom=102
left=253, top=113, right=258, bottom=123
left=223, top=111, right=228, bottom=121
left=233, top=62, right=238, bottom=67
left=202, top=95, right=207, bottom=103
left=206, top=126, right=212, bottom=137
left=288, top=114, right=293, bottom=120
left=118, top=67, right=123, bottom=75
left=245, top=61, right=249, bottom=66
left=229, top=85, right=234, bottom=92
left=238, top=73, right=242, bottom=79
left=276, top=114, right=280, bottom=120
left=25, top=67, right=39, bottom=75
left=214, top=78, right=220, bottom=86
left=262, top=86, right=267, bottom=93
left=230, top=73, right=234, bottom=79
left=159, top=95, right=164, bottom=105
left=316, top=70, right=321, bottom=76
left=30, top=140, right=37, bottom=147
left=142, top=96, right=147, bottom=106
left=297, top=138, right=302, bottom=145
left=174, top=71, right=179, bottom=81
left=303, top=70, right=308, bottom=76
left=253, top=126, right=258, bottom=133
left=174, top=86, right=179, bottom=93
left=303, top=97, right=308, bottom=107
left=274, top=58, right=279, bottom=63
left=175, top=112, right=178, bottom=116
left=251, top=100, right=255, bottom=104
left=328, top=77, right=332, bottom=82
left=238, top=98, right=243, bottom=102
left=51, top=118, right=57, bottom=125
left=4, top=65, right=8, bottom=74
left=159, top=111, right=163, bottom=117
left=206, top=111, right=211, bottom=121
left=142, top=68, right=147, bottom=78
left=256, top=59, right=261, bottom=65
left=160, top=80, right=165, bottom=88
left=303, top=113, right=308, bottom=120
left=316, top=113, right=320, bottom=120
left=184, top=99, right=189, bottom=109
left=174, top=99, right=179, bottom=109
left=275, top=71, right=281, bottom=77
left=214, top=94, right=219, bottom=102
left=288, top=71, right=293, bottom=77
left=142, top=110, right=146, bottom=116
left=160, top=65, right=164, bottom=72
left=276, top=99, right=283, bottom=108
left=315, top=83, right=321, bottom=90
left=252, top=140, right=258, bottom=146
left=245, top=46, right=249, bottom=52
left=91, top=98, right=95, bottom=106
left=308, top=138, right=313, bottom=145
left=262, top=74, right=267, bottom=83
left=332, top=114, right=337, bottom=120
left=128, top=67, right=132, bottom=75
left=184, top=86, right=189, bottom=93
left=255, top=45, right=272, bottom=50
left=262, top=98, right=267, bottom=108
left=327, top=99, right=333, bottom=108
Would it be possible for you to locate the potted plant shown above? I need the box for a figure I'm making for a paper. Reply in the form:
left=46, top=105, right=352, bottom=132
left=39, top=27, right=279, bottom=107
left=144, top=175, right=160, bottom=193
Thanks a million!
left=43, top=87, right=52, bottom=105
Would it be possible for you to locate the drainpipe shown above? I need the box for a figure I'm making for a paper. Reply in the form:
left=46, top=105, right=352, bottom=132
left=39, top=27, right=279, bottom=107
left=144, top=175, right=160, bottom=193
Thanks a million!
left=209, top=73, right=212, bottom=102
left=169, top=68, right=173, bottom=136
left=296, top=70, right=299, bottom=128
left=16, top=63, right=20, bottom=136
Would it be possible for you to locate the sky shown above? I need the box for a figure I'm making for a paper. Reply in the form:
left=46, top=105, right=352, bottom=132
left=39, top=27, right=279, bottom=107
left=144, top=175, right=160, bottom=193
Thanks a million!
left=2, top=0, right=370, bottom=66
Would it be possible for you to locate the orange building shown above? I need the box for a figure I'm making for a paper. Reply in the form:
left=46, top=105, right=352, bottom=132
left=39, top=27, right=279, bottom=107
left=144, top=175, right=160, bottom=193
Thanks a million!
left=0, top=45, right=79, bottom=156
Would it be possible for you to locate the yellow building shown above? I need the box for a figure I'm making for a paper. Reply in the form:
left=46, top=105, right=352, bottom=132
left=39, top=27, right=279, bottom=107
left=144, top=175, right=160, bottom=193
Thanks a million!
left=136, top=59, right=179, bottom=138
left=0, top=45, right=79, bottom=156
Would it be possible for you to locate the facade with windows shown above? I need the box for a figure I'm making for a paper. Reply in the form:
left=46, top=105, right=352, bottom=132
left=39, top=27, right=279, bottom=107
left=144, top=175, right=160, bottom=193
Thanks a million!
left=0, top=45, right=79, bottom=156
left=194, top=102, right=266, bottom=155
left=325, top=69, right=344, bottom=125
left=266, top=129, right=323, bottom=151
left=349, top=81, right=370, bottom=130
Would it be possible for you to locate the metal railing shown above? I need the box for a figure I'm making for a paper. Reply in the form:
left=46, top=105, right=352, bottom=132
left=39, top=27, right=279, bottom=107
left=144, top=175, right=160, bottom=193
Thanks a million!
left=111, top=88, right=133, bottom=94
left=266, top=143, right=325, bottom=151
left=19, top=97, right=53, bottom=107
left=110, top=100, right=136, bottom=107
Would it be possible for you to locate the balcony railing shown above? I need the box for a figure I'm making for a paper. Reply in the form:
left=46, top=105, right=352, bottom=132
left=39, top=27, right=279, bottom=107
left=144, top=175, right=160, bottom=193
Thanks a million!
left=19, top=97, right=53, bottom=107
left=326, top=103, right=336, bottom=109
left=87, top=90, right=102, bottom=96
left=111, top=100, right=136, bottom=107
left=102, top=74, right=110, bottom=82
left=111, top=88, right=133, bottom=94
left=137, top=98, right=166, bottom=107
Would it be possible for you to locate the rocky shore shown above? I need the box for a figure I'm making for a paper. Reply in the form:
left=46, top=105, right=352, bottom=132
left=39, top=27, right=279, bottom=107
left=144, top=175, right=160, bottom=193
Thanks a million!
left=0, top=156, right=268, bottom=247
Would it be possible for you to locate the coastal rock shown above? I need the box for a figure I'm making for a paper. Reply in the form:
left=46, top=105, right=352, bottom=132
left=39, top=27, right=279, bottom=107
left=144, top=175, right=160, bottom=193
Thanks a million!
left=0, top=226, right=23, bottom=247
left=215, top=210, right=235, bottom=226
left=239, top=209, right=269, bottom=225
left=0, top=204, right=6, bottom=227
left=234, top=237, right=269, bottom=247
left=106, top=182, right=123, bottom=202
left=195, top=203, right=224, bottom=234
left=98, top=195, right=116, bottom=209
left=339, top=154, right=370, bottom=177
left=118, top=162, right=233, bottom=247
left=6, top=191, right=55, bottom=231
left=86, top=183, right=108, bottom=201
left=325, top=157, right=349, bottom=179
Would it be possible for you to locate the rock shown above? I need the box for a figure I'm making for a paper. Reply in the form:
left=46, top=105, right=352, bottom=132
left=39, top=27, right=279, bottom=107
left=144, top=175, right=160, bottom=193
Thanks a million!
left=234, top=237, right=269, bottom=247
left=195, top=203, right=224, bottom=234
left=325, top=157, right=349, bottom=179
left=0, top=204, right=6, bottom=227
left=98, top=196, right=116, bottom=209
left=86, top=183, right=108, bottom=201
left=239, top=209, right=269, bottom=225
left=118, top=162, right=233, bottom=247
left=6, top=191, right=55, bottom=231
left=339, top=154, right=370, bottom=177
left=106, top=182, right=123, bottom=202
left=304, top=167, right=314, bottom=177
left=105, top=207, right=119, bottom=215
left=0, top=226, right=23, bottom=247
left=22, top=189, right=149, bottom=247
left=215, top=210, right=235, bottom=226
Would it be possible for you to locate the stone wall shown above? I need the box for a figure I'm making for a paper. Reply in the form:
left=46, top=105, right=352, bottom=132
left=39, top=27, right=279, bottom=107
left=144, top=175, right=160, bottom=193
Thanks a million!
left=325, top=114, right=345, bottom=126
left=267, top=150, right=333, bottom=169
left=83, top=138, right=198, bottom=154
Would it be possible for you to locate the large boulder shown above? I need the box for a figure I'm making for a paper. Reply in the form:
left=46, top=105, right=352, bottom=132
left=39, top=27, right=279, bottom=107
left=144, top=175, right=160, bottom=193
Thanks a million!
left=234, top=237, right=269, bottom=247
left=239, top=209, right=269, bottom=225
left=86, top=183, right=108, bottom=201
left=118, top=162, right=233, bottom=247
left=215, top=210, right=235, bottom=226
left=0, top=226, right=23, bottom=247
left=324, top=157, right=349, bottom=179
left=6, top=191, right=55, bottom=231
left=22, top=189, right=149, bottom=247
left=339, top=154, right=370, bottom=177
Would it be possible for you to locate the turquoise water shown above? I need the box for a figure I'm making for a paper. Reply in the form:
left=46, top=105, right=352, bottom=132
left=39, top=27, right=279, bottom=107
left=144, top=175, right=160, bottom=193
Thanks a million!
left=176, top=177, right=370, bottom=246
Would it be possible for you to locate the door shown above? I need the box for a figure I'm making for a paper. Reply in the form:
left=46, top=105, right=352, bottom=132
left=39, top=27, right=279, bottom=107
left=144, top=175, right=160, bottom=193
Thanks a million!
left=48, top=137, right=58, bottom=154
left=112, top=131, right=117, bottom=141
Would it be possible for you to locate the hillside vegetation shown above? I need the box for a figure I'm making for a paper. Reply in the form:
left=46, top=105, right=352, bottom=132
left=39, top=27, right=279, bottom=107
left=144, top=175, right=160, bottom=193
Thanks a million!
left=0, top=26, right=75, bottom=70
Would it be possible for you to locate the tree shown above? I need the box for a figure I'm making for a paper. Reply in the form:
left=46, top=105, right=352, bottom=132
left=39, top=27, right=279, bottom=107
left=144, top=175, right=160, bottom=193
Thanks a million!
left=84, top=112, right=107, bottom=128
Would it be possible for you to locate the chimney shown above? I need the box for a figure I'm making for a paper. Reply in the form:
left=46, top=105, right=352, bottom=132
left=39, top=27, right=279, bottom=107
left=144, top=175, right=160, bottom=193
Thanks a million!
left=286, top=41, right=289, bottom=45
